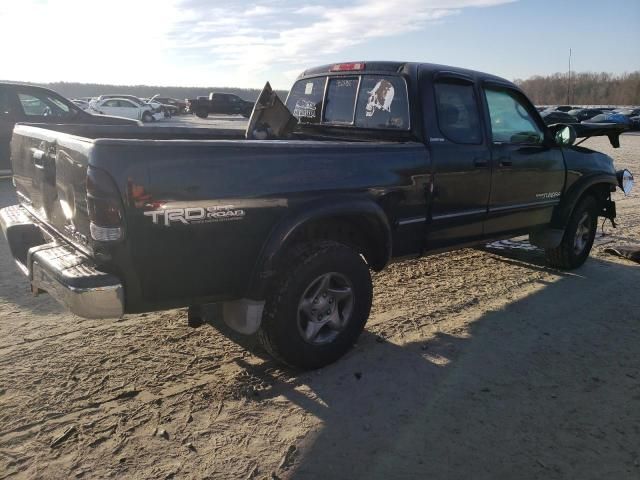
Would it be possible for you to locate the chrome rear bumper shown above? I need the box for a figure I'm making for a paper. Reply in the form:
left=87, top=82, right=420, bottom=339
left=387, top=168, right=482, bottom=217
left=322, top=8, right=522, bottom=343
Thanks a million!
left=0, top=204, right=124, bottom=319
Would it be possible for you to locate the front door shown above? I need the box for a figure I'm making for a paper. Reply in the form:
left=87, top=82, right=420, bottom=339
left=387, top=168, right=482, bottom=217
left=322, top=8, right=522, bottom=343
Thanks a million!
left=482, top=86, right=565, bottom=234
left=426, top=76, right=492, bottom=247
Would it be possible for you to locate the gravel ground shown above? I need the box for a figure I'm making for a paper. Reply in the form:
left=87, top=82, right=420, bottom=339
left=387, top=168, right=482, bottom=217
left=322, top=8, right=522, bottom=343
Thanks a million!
left=0, top=134, right=639, bottom=479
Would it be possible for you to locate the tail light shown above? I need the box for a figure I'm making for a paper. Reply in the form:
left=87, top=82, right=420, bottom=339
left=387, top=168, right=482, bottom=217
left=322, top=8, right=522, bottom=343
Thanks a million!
left=86, top=166, right=124, bottom=241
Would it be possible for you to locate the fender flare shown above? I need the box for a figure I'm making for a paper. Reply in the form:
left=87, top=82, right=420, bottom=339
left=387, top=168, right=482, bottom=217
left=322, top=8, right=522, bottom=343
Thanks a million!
left=246, top=196, right=392, bottom=299
left=548, top=174, right=617, bottom=232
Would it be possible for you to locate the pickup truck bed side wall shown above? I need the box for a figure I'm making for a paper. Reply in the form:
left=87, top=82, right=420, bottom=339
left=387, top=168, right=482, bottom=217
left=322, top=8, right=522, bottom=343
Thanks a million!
left=93, top=140, right=429, bottom=312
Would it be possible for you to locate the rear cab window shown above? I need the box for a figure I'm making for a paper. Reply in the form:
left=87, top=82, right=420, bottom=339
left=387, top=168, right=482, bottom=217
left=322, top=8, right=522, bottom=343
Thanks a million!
left=286, top=74, right=410, bottom=130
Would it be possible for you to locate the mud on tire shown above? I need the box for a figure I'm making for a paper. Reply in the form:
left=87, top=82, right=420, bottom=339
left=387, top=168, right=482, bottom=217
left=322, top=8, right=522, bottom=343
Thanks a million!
left=258, top=241, right=373, bottom=370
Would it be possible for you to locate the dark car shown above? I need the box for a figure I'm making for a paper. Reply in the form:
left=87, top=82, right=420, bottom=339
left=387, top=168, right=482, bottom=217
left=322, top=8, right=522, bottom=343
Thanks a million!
left=540, top=110, right=578, bottom=125
left=583, top=113, right=632, bottom=127
left=187, top=93, right=254, bottom=118
left=548, top=105, right=573, bottom=112
left=150, top=96, right=187, bottom=114
left=0, top=62, right=633, bottom=369
left=614, top=107, right=640, bottom=117
left=568, top=108, right=604, bottom=122
left=0, top=83, right=139, bottom=174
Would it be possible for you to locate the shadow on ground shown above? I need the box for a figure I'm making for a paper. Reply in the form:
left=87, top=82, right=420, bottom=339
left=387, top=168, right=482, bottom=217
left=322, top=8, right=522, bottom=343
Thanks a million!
left=211, top=242, right=640, bottom=479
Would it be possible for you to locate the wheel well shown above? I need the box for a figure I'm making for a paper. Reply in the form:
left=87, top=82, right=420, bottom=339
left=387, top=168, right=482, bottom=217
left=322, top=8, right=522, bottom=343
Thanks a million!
left=581, top=183, right=615, bottom=218
left=278, top=216, right=388, bottom=272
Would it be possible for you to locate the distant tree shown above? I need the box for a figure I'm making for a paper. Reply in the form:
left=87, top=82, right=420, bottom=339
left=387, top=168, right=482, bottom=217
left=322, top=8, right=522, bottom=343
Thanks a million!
left=514, top=71, right=640, bottom=106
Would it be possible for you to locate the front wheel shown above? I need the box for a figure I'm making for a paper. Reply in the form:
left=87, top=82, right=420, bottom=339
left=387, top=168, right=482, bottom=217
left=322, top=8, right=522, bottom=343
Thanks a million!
left=195, top=109, right=208, bottom=119
left=142, top=111, right=153, bottom=123
left=258, top=241, right=373, bottom=370
left=545, top=195, right=598, bottom=269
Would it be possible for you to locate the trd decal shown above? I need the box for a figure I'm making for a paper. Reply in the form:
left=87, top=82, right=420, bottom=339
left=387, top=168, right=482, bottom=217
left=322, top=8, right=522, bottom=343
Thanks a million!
left=144, top=205, right=245, bottom=226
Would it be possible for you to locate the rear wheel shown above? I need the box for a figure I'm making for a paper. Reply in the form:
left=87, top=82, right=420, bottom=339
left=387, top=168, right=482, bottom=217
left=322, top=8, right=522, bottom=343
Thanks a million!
left=545, top=195, right=598, bottom=269
left=258, top=241, right=372, bottom=369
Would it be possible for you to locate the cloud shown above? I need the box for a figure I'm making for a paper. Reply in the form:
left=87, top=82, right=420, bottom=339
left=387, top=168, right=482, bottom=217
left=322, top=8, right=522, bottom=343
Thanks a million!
left=169, top=0, right=515, bottom=84
left=0, top=0, right=514, bottom=87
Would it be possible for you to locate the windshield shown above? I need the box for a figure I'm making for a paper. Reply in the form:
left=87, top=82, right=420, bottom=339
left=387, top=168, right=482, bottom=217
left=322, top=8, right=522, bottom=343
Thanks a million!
left=286, top=74, right=410, bottom=130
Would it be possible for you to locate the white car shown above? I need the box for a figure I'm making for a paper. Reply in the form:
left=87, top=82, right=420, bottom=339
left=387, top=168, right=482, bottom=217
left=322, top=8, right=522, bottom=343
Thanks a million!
left=88, top=98, right=160, bottom=122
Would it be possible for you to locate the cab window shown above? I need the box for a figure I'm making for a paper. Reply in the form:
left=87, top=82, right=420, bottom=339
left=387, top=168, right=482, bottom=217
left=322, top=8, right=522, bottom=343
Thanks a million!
left=286, top=74, right=409, bottom=130
left=286, top=77, right=325, bottom=124
left=17, top=91, right=76, bottom=118
left=484, top=88, right=543, bottom=144
left=434, top=81, right=482, bottom=144
left=324, top=77, right=359, bottom=124
left=354, top=76, right=408, bottom=129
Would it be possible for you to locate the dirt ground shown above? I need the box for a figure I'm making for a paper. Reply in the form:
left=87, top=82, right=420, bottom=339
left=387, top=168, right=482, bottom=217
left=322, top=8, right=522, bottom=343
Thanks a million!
left=1, top=135, right=639, bottom=480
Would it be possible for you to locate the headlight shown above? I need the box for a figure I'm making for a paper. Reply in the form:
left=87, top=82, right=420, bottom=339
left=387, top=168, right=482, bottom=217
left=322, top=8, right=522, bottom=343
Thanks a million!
left=617, top=169, right=634, bottom=196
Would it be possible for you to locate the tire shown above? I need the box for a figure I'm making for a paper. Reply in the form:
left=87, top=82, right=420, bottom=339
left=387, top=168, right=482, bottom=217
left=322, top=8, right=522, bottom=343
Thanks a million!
left=258, top=241, right=373, bottom=370
left=195, top=109, right=208, bottom=119
left=142, top=112, right=153, bottom=123
left=545, top=195, right=599, bottom=269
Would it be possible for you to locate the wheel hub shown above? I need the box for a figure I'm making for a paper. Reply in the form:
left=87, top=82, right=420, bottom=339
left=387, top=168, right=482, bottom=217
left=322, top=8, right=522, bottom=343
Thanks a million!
left=297, top=272, right=354, bottom=345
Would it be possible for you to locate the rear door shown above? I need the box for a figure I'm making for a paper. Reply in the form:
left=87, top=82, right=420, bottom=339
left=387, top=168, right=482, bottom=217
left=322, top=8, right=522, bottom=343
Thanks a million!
left=482, top=85, right=565, bottom=233
left=424, top=73, right=492, bottom=246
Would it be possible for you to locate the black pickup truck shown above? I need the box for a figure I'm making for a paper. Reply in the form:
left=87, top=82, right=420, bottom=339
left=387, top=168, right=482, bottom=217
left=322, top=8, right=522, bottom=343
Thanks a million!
left=186, top=92, right=254, bottom=118
left=1, top=62, right=634, bottom=369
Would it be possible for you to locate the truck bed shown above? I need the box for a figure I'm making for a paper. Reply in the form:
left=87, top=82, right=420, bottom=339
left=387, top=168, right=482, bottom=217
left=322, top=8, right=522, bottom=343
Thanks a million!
left=9, top=123, right=428, bottom=312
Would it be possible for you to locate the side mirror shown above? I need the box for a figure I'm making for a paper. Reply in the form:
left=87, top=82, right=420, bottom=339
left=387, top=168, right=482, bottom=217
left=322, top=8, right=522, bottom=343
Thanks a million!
left=552, top=124, right=576, bottom=146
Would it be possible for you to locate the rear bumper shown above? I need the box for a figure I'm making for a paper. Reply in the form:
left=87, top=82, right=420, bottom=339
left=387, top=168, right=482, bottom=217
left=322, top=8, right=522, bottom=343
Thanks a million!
left=0, top=204, right=124, bottom=319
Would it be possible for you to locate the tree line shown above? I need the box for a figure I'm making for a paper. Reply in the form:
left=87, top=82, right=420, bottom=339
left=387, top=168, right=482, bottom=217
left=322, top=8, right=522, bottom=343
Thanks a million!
left=515, top=71, right=640, bottom=106
left=0, top=80, right=288, bottom=102
left=4, top=71, right=639, bottom=106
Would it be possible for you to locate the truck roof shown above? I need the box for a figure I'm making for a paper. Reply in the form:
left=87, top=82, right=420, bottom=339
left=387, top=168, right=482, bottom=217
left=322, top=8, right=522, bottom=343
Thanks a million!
left=297, top=61, right=515, bottom=88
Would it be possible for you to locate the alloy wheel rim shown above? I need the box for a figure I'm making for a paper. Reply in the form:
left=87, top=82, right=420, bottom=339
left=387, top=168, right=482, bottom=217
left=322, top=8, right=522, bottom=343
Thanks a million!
left=296, top=272, right=354, bottom=345
left=573, top=211, right=592, bottom=255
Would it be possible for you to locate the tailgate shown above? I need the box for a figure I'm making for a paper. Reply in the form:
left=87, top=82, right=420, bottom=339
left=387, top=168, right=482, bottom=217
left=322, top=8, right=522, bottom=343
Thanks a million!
left=11, top=124, right=94, bottom=253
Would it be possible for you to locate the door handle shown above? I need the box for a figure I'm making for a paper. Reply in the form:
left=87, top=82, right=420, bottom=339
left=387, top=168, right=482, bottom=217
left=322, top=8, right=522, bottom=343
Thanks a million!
left=498, top=157, right=513, bottom=167
left=473, top=158, right=489, bottom=168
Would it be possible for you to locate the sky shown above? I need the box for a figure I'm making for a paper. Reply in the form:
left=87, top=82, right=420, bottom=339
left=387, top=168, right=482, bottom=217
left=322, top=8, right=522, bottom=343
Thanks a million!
left=0, top=0, right=638, bottom=89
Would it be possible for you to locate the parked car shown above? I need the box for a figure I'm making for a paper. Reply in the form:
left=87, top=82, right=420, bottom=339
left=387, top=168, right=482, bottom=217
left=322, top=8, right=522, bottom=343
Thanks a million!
left=547, top=105, right=573, bottom=112
left=568, top=108, right=604, bottom=122
left=614, top=107, right=640, bottom=117
left=88, top=98, right=159, bottom=122
left=91, top=94, right=165, bottom=115
left=187, top=93, right=254, bottom=118
left=0, top=62, right=633, bottom=369
left=540, top=110, right=578, bottom=125
left=71, top=99, right=91, bottom=110
left=583, top=113, right=632, bottom=127
left=150, top=95, right=186, bottom=114
left=0, top=83, right=138, bottom=174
